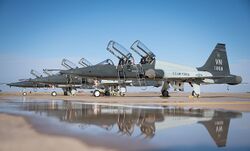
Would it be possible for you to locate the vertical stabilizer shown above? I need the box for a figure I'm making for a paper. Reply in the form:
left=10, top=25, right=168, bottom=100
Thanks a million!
left=197, top=43, right=230, bottom=76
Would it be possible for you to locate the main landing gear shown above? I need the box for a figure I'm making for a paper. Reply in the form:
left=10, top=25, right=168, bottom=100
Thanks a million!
left=62, top=87, right=77, bottom=96
left=161, top=81, right=201, bottom=98
left=191, top=90, right=200, bottom=98
left=93, top=86, right=126, bottom=97
left=189, top=82, right=200, bottom=98
left=161, top=81, right=170, bottom=97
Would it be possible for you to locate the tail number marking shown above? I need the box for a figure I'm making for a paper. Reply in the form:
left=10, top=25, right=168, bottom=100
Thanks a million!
left=214, top=59, right=223, bottom=71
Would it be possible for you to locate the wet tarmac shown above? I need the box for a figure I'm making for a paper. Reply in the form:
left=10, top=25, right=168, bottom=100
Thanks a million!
left=0, top=99, right=250, bottom=151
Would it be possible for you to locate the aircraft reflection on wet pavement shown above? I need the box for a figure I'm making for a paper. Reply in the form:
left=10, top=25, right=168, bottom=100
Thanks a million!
left=17, top=100, right=242, bottom=148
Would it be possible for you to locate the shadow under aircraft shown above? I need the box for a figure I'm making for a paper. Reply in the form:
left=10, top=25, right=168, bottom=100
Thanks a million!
left=19, top=100, right=242, bottom=148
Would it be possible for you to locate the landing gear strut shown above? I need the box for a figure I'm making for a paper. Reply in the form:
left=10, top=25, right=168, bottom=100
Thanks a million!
left=190, top=82, right=200, bottom=98
left=62, top=87, right=77, bottom=96
left=192, top=90, right=200, bottom=98
left=161, top=81, right=170, bottom=97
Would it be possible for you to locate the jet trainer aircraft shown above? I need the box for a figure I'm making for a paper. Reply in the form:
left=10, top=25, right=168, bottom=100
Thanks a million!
left=61, top=40, right=242, bottom=97
left=29, top=58, right=95, bottom=96
left=7, top=58, right=94, bottom=96
left=7, top=69, right=50, bottom=96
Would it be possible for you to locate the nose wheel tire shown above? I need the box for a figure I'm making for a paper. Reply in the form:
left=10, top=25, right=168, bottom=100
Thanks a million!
left=22, top=92, right=27, bottom=96
left=93, top=90, right=101, bottom=97
left=51, top=91, right=57, bottom=96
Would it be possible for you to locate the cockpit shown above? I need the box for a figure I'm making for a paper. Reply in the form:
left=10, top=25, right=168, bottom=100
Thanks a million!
left=107, top=40, right=134, bottom=66
left=130, top=40, right=155, bottom=64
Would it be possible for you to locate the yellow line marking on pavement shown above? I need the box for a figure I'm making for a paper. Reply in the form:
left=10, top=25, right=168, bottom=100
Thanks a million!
left=142, top=102, right=250, bottom=105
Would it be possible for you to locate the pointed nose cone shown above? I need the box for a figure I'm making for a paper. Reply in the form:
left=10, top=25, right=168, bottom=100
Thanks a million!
left=6, top=83, right=12, bottom=87
left=7, top=82, right=22, bottom=87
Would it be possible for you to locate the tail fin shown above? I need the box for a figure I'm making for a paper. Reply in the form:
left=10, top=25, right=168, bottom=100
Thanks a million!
left=197, top=43, right=230, bottom=76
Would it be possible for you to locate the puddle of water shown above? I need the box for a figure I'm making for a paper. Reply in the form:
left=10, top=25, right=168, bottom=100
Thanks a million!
left=0, top=99, right=250, bottom=151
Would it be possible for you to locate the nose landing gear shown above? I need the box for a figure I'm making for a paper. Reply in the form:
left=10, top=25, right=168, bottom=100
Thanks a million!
left=51, top=91, right=57, bottom=96
left=22, top=92, right=27, bottom=96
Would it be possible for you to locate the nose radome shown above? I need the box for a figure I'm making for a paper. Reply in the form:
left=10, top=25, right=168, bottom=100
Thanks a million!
left=6, top=83, right=12, bottom=86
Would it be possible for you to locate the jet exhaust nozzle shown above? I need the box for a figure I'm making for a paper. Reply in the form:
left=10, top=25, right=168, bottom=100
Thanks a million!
left=227, top=76, right=242, bottom=85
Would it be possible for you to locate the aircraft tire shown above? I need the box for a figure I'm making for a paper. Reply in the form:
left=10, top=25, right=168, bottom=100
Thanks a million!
left=119, top=92, right=125, bottom=97
left=104, top=91, right=110, bottom=96
left=192, top=91, right=200, bottom=98
left=22, top=92, right=27, bottom=96
left=63, top=91, right=68, bottom=96
left=51, top=91, right=57, bottom=96
left=162, top=90, right=169, bottom=97
left=93, top=90, right=101, bottom=97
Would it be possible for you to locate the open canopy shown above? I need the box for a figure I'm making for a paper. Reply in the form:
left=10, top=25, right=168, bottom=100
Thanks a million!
left=107, top=40, right=132, bottom=60
left=78, top=58, right=92, bottom=67
left=43, top=69, right=55, bottom=76
left=61, top=58, right=78, bottom=69
left=30, top=69, right=42, bottom=78
left=131, top=40, right=155, bottom=64
left=107, top=40, right=134, bottom=65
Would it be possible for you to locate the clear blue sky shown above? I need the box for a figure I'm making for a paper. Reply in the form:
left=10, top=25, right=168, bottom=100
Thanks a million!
left=0, top=0, right=249, bottom=92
